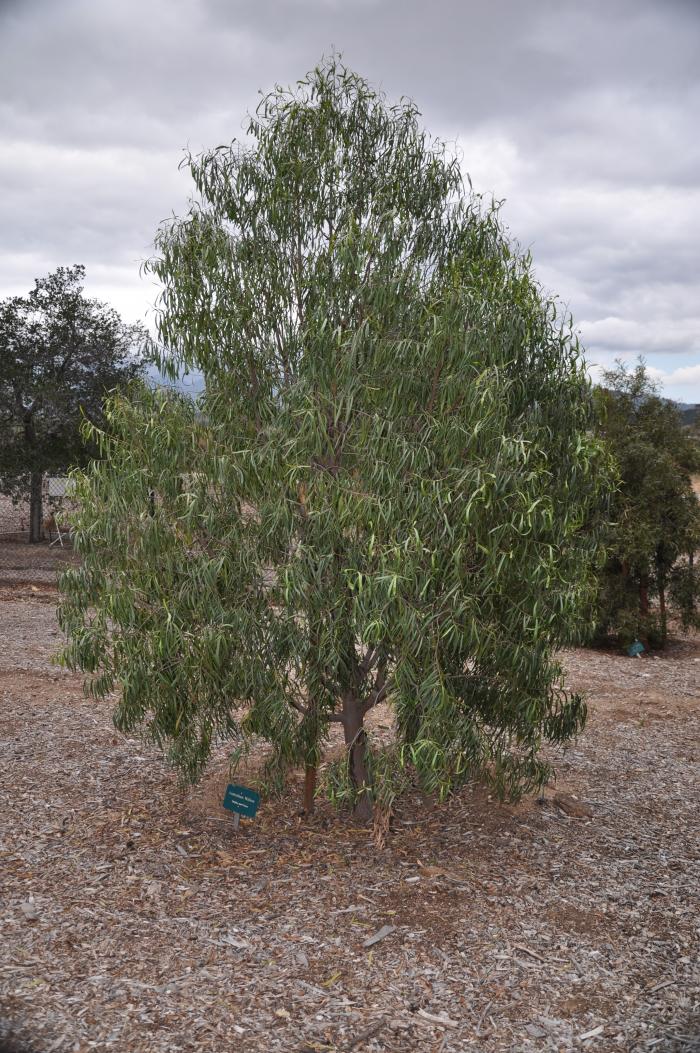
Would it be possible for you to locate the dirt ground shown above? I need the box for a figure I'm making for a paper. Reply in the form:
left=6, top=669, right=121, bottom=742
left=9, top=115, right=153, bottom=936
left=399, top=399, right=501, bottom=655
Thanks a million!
left=0, top=538, right=79, bottom=586
left=0, top=588, right=698, bottom=1053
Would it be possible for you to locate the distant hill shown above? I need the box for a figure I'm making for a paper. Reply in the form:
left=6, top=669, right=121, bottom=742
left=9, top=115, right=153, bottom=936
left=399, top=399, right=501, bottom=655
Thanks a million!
left=676, top=403, right=699, bottom=427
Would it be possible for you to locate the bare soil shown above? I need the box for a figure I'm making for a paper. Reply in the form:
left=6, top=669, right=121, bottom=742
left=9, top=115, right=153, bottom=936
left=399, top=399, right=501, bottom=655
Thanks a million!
left=0, top=588, right=698, bottom=1053
left=0, top=537, right=79, bottom=586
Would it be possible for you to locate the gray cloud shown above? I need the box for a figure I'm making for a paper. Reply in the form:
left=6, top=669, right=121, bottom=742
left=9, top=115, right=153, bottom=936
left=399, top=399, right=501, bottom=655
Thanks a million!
left=1, top=0, right=699, bottom=400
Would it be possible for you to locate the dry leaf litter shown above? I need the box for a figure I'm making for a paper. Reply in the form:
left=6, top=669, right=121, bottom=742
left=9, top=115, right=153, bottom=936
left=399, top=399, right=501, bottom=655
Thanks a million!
left=0, top=586, right=698, bottom=1052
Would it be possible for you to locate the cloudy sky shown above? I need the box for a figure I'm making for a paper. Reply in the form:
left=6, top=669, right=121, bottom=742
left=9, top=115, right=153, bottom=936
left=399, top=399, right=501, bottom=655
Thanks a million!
left=1, top=0, right=699, bottom=400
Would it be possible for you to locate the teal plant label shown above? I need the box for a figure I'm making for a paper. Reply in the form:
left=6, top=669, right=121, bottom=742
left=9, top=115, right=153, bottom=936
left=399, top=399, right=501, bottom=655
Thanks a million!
left=627, top=640, right=644, bottom=657
left=223, top=784, right=260, bottom=818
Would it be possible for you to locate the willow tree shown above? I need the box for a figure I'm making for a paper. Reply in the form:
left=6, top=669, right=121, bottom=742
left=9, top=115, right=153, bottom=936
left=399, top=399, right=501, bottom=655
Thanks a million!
left=59, top=58, right=610, bottom=822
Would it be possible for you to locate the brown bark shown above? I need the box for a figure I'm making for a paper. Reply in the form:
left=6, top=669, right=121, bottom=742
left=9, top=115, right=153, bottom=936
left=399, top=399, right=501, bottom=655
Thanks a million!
left=29, top=472, right=44, bottom=544
left=342, top=693, right=372, bottom=822
left=303, top=764, right=317, bottom=815
left=639, top=574, right=649, bottom=618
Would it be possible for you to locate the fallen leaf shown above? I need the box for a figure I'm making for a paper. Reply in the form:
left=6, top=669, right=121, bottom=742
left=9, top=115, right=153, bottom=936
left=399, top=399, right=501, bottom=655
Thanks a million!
left=321, top=971, right=342, bottom=987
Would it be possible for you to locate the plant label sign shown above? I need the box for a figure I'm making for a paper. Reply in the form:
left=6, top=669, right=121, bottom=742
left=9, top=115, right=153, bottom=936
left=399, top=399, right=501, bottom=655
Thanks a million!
left=223, top=784, right=260, bottom=819
left=628, top=640, right=644, bottom=657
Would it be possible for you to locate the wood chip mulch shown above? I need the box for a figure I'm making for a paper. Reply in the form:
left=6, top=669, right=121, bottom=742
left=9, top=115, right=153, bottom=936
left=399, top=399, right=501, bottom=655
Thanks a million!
left=1, top=590, right=698, bottom=1052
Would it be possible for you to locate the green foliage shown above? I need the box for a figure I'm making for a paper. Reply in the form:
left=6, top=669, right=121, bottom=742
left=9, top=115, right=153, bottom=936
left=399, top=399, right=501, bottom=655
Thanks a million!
left=593, top=360, right=700, bottom=647
left=0, top=265, right=146, bottom=497
left=59, top=57, right=612, bottom=819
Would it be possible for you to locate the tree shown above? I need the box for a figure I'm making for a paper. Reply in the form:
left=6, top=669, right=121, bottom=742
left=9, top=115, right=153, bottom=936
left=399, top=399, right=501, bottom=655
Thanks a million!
left=594, top=360, right=700, bottom=647
left=0, top=266, right=146, bottom=541
left=59, top=58, right=611, bottom=822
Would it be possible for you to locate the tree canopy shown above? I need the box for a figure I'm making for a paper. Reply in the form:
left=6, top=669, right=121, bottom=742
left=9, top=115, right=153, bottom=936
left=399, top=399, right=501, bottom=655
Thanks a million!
left=594, top=360, right=700, bottom=647
left=59, top=58, right=611, bottom=822
left=0, top=265, right=146, bottom=540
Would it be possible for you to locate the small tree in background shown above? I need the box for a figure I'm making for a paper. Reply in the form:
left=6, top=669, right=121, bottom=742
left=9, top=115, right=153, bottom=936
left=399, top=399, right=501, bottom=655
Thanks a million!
left=594, top=360, right=700, bottom=647
left=59, top=58, right=611, bottom=822
left=0, top=266, right=146, bottom=541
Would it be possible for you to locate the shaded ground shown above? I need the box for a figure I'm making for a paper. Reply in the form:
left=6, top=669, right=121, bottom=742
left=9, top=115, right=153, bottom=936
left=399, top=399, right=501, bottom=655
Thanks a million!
left=0, top=538, right=78, bottom=586
left=0, top=589, right=698, bottom=1052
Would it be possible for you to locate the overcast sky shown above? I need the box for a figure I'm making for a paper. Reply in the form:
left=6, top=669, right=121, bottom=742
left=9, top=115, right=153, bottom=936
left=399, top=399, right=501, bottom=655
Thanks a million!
left=1, top=0, right=699, bottom=400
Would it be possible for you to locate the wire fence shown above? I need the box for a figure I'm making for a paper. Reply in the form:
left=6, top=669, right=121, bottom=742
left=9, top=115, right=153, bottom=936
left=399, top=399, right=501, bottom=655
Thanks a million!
left=0, top=475, right=80, bottom=586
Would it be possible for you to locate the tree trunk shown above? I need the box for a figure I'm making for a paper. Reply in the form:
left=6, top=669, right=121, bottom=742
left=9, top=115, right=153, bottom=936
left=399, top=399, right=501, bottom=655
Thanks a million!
left=690, top=549, right=695, bottom=612
left=303, top=764, right=317, bottom=815
left=639, top=573, right=649, bottom=619
left=29, top=472, right=44, bottom=544
left=658, top=577, right=667, bottom=644
left=342, top=694, right=372, bottom=821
